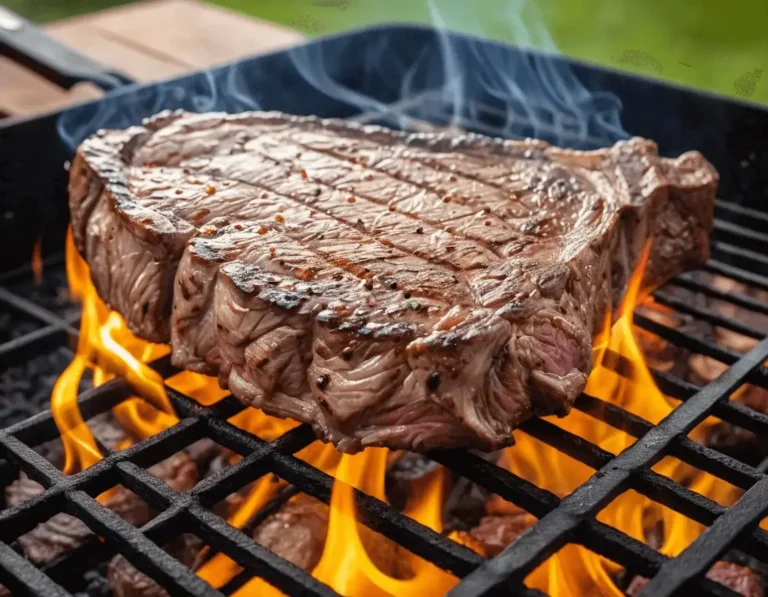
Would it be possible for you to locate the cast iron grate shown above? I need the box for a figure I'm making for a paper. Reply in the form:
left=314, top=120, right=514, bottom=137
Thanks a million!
left=1, top=98, right=768, bottom=597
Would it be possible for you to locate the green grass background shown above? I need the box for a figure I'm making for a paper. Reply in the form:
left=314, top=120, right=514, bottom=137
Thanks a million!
left=7, top=0, right=768, bottom=104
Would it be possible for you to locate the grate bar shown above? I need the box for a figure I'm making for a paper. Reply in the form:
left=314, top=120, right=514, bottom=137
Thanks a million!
left=715, top=199, right=768, bottom=226
left=520, top=417, right=768, bottom=561
left=713, top=219, right=768, bottom=250
left=429, top=447, right=735, bottom=596
left=651, top=370, right=768, bottom=440
left=0, top=325, right=71, bottom=370
left=653, top=289, right=765, bottom=340
left=713, top=241, right=768, bottom=271
left=705, top=260, right=768, bottom=293
left=188, top=504, right=341, bottom=597
left=447, top=336, right=768, bottom=596
left=668, top=274, right=768, bottom=317
left=269, top=452, right=487, bottom=577
left=0, top=541, right=71, bottom=597
left=0, top=286, right=78, bottom=336
left=5, top=379, right=133, bottom=446
left=65, top=490, right=223, bottom=597
left=633, top=312, right=768, bottom=388
left=0, top=432, right=65, bottom=486
left=574, top=391, right=767, bottom=489
left=639, top=476, right=768, bottom=597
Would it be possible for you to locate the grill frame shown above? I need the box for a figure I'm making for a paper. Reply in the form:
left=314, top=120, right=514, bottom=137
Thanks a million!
left=1, top=195, right=768, bottom=597
left=2, top=22, right=768, bottom=597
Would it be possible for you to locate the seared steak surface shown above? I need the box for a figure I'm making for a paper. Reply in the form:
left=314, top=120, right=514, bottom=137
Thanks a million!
left=69, top=110, right=717, bottom=452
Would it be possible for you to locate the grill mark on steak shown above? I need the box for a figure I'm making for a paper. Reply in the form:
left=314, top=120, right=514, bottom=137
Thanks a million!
left=179, top=153, right=494, bottom=276
left=70, top=110, right=717, bottom=453
left=174, top=156, right=598, bottom=313
left=136, top=156, right=482, bottom=306
left=266, top=128, right=596, bottom=240
left=240, top=136, right=524, bottom=249
left=188, top=121, right=611, bottom=260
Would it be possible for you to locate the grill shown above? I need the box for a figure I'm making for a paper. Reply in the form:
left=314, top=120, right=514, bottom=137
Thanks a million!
left=2, top=20, right=768, bottom=597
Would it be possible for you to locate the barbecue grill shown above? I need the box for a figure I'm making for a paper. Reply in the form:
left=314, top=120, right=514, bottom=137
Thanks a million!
left=2, top=16, right=768, bottom=597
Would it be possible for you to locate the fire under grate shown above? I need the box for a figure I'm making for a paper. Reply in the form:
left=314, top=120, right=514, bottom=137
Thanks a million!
left=1, top=98, right=768, bottom=597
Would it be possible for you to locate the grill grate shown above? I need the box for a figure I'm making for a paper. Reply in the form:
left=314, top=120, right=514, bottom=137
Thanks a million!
left=1, top=98, right=768, bottom=597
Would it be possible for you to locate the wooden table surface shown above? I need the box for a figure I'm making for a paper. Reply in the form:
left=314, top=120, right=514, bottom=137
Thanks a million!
left=0, top=0, right=304, bottom=119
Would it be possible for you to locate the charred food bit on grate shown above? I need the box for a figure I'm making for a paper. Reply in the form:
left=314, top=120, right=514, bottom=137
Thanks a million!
left=4, top=414, right=197, bottom=566
left=69, top=110, right=717, bottom=453
left=626, top=561, right=765, bottom=597
left=5, top=451, right=196, bottom=566
left=108, top=534, right=203, bottom=597
left=252, top=493, right=329, bottom=571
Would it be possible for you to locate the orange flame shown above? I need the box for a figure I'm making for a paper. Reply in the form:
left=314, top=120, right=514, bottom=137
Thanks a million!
left=54, top=229, right=176, bottom=475
left=310, top=449, right=456, bottom=597
left=504, top=243, right=741, bottom=595
left=32, top=237, right=43, bottom=284
left=53, top=229, right=745, bottom=596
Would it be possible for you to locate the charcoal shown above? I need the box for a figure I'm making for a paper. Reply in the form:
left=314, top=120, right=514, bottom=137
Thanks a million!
left=74, top=564, right=112, bottom=597
left=463, top=512, right=537, bottom=557
left=5, top=451, right=196, bottom=566
left=250, top=492, right=405, bottom=577
left=5, top=264, right=80, bottom=321
left=253, top=493, right=329, bottom=572
left=385, top=452, right=440, bottom=509
left=0, top=347, right=86, bottom=429
left=443, top=474, right=489, bottom=532
left=626, top=561, right=765, bottom=597
left=0, top=310, right=43, bottom=346
left=184, top=438, right=221, bottom=472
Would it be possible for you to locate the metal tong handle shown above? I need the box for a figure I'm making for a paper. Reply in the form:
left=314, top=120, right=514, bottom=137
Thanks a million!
left=0, top=5, right=132, bottom=91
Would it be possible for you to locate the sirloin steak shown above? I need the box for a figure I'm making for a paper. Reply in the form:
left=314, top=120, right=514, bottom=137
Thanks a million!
left=69, top=110, right=717, bottom=452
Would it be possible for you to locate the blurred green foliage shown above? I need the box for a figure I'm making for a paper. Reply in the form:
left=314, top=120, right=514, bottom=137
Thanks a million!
left=7, top=0, right=767, bottom=104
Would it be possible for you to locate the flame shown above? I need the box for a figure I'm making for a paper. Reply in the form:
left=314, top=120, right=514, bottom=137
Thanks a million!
left=308, top=449, right=456, bottom=597
left=53, top=229, right=176, bottom=475
left=53, top=228, right=745, bottom=596
left=503, top=243, right=741, bottom=595
left=32, top=237, right=43, bottom=284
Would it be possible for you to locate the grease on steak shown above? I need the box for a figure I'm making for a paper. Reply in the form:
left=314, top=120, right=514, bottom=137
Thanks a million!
left=70, top=110, right=717, bottom=452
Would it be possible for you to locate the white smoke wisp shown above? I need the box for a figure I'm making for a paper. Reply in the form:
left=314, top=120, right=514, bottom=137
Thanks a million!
left=57, top=0, right=627, bottom=151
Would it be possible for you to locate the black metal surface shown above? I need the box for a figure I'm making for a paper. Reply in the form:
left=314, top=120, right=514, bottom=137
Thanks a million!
left=0, top=213, right=767, bottom=597
left=2, top=22, right=768, bottom=597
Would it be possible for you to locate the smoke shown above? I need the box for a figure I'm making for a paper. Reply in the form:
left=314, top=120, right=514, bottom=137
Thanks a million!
left=57, top=0, right=627, bottom=151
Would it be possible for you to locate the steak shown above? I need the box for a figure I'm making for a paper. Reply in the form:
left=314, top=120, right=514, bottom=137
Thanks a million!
left=69, top=110, right=717, bottom=452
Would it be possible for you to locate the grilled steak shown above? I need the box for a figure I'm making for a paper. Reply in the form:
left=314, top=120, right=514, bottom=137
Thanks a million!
left=69, top=110, right=717, bottom=452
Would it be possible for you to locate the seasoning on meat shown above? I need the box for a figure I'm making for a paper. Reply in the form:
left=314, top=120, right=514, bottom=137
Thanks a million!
left=69, top=110, right=717, bottom=453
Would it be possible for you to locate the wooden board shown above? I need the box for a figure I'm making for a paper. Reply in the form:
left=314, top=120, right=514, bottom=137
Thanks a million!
left=0, top=0, right=304, bottom=118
